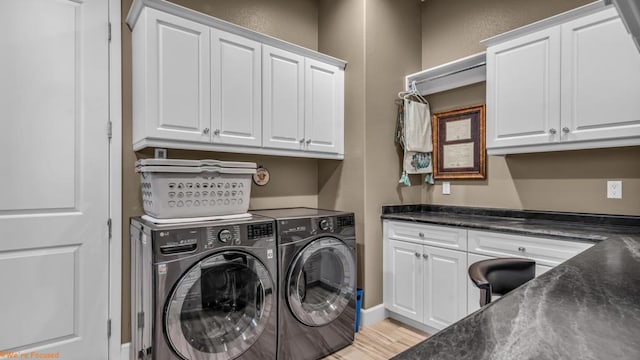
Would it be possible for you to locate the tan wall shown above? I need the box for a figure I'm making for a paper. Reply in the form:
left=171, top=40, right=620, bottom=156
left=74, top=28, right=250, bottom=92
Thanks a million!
left=362, top=0, right=423, bottom=308
left=120, top=0, right=320, bottom=343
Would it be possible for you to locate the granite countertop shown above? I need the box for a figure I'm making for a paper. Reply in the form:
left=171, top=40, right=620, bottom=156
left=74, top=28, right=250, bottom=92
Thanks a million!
left=383, top=205, right=640, bottom=360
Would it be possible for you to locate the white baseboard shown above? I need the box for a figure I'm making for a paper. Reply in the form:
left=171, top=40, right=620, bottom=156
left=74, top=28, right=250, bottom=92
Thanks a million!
left=359, top=303, right=388, bottom=328
left=120, top=343, right=131, bottom=360
left=387, top=311, right=440, bottom=335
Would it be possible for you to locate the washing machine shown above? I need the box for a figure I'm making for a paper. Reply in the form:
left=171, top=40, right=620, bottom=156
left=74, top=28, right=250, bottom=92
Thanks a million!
left=130, top=215, right=277, bottom=360
left=251, top=208, right=357, bottom=360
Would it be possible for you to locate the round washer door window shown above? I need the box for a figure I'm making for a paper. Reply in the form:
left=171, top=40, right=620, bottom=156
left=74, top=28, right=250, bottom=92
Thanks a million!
left=165, top=251, right=274, bottom=360
left=287, top=237, right=355, bottom=327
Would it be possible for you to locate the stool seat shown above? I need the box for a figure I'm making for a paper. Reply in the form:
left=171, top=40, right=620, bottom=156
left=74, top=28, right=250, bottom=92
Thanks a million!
left=468, top=258, right=535, bottom=307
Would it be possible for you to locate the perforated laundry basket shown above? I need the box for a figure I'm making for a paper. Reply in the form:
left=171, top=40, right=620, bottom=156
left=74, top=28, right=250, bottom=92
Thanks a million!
left=137, top=165, right=256, bottom=218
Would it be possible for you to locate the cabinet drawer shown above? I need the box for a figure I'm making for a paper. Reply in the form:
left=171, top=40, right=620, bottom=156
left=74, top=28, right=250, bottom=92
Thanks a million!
left=468, top=230, right=593, bottom=267
left=385, top=220, right=467, bottom=251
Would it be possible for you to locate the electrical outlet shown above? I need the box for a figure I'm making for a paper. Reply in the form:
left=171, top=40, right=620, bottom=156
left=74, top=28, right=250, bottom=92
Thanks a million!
left=442, top=182, right=451, bottom=195
left=607, top=180, right=622, bottom=199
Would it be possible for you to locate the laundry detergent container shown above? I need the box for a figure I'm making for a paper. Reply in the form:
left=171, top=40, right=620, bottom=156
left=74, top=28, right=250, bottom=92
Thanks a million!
left=136, top=159, right=256, bottom=218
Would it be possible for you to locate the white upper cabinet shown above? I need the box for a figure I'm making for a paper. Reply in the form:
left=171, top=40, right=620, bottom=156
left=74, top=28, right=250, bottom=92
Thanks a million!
left=134, top=9, right=211, bottom=144
left=305, top=59, right=345, bottom=154
left=211, top=30, right=262, bottom=147
left=262, top=46, right=305, bottom=150
left=561, top=8, right=640, bottom=143
left=486, top=27, right=561, bottom=148
left=484, top=3, right=640, bottom=155
left=128, top=0, right=346, bottom=159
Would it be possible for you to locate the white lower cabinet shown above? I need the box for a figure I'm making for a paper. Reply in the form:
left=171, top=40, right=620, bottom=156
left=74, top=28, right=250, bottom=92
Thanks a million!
left=383, top=220, right=595, bottom=331
left=383, top=222, right=468, bottom=331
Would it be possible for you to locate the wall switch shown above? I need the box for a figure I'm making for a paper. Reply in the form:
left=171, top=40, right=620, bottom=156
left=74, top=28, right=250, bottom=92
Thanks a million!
left=607, top=180, right=622, bottom=199
left=442, top=181, right=451, bottom=195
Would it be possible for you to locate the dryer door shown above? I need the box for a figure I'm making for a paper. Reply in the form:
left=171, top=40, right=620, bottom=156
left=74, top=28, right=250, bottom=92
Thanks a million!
left=287, top=237, right=356, bottom=327
left=165, top=251, right=274, bottom=360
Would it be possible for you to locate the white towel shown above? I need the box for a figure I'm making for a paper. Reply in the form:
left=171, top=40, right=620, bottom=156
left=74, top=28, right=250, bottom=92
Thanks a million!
left=404, top=99, right=432, bottom=152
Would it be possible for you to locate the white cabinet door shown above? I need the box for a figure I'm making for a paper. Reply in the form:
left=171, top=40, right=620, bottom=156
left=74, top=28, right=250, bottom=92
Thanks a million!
left=561, top=8, right=640, bottom=142
left=486, top=27, right=562, bottom=149
left=423, top=246, right=467, bottom=330
left=384, top=239, right=424, bottom=323
left=211, top=29, right=262, bottom=146
left=262, top=45, right=305, bottom=150
left=305, top=58, right=344, bottom=154
left=142, top=9, right=211, bottom=143
left=0, top=0, right=109, bottom=356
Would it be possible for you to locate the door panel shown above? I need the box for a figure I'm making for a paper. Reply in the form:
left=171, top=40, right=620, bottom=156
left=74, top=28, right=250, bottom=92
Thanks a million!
left=561, top=8, right=640, bottom=142
left=146, top=9, right=211, bottom=142
left=211, top=29, right=262, bottom=146
left=486, top=27, right=561, bottom=149
left=262, top=46, right=305, bottom=150
left=384, top=239, right=423, bottom=322
left=305, top=59, right=343, bottom=154
left=0, top=0, right=109, bottom=356
left=423, top=246, right=466, bottom=330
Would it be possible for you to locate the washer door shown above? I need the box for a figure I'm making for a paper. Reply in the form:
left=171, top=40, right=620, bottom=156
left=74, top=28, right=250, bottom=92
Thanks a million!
left=165, top=251, right=274, bottom=360
left=287, top=237, right=355, bottom=327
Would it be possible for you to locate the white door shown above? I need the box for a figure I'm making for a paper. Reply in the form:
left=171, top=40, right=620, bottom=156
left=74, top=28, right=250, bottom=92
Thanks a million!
left=211, top=29, right=262, bottom=147
left=423, top=246, right=467, bottom=330
left=383, top=240, right=423, bottom=323
left=561, top=8, right=640, bottom=142
left=486, top=27, right=562, bottom=149
left=143, top=9, right=211, bottom=143
left=304, top=58, right=344, bottom=154
left=262, top=45, right=305, bottom=150
left=0, top=0, right=110, bottom=358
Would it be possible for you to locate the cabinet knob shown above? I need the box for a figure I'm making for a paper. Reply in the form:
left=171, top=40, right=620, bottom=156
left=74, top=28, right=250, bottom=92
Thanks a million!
left=549, top=128, right=557, bottom=135
left=518, top=246, right=526, bottom=252
left=422, top=253, right=429, bottom=259
left=203, top=128, right=210, bottom=134
left=414, top=252, right=420, bottom=258
left=306, top=139, right=312, bottom=144
left=213, top=129, right=220, bottom=136
left=418, top=232, right=424, bottom=238
left=299, top=138, right=305, bottom=143
left=562, top=127, right=570, bottom=134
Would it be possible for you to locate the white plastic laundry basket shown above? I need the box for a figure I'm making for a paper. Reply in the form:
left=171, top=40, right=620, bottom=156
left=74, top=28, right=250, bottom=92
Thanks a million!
left=137, top=164, right=256, bottom=218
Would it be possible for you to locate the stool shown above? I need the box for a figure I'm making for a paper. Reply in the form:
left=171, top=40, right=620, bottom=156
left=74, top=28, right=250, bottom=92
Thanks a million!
left=468, top=258, right=535, bottom=307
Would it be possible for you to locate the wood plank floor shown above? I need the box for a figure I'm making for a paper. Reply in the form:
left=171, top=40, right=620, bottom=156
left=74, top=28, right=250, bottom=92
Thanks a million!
left=322, top=319, right=430, bottom=360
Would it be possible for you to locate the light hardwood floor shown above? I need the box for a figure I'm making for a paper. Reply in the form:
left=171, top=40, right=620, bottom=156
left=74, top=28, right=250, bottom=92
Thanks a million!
left=322, top=319, right=430, bottom=360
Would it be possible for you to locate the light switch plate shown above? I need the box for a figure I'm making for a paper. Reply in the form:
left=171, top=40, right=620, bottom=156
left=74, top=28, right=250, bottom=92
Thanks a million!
left=442, top=181, right=451, bottom=195
left=607, top=180, right=622, bottom=199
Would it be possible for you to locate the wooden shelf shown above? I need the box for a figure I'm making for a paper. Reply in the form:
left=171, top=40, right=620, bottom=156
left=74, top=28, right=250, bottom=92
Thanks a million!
left=405, top=52, right=486, bottom=95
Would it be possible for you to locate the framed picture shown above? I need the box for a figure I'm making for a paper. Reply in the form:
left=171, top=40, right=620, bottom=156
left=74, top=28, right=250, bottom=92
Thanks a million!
left=432, top=105, right=486, bottom=179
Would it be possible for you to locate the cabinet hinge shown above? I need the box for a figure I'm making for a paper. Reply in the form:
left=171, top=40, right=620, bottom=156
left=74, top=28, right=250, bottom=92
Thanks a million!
left=107, top=218, right=112, bottom=239
left=107, top=318, right=111, bottom=338
left=108, top=22, right=112, bottom=42
left=107, top=121, right=112, bottom=140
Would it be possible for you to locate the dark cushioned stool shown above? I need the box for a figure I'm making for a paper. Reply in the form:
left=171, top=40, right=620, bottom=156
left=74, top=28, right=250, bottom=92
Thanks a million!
left=468, top=258, right=535, bottom=307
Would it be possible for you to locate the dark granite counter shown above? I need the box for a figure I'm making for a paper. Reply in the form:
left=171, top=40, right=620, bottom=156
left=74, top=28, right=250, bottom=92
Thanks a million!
left=384, top=205, right=640, bottom=360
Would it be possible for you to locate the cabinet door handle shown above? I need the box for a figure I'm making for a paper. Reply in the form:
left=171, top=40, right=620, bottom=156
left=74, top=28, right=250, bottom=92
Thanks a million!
left=213, top=129, right=220, bottom=136
left=306, top=139, right=312, bottom=144
left=562, top=127, right=570, bottom=134
left=518, top=246, right=526, bottom=252
left=422, top=253, right=429, bottom=259
left=299, top=138, right=305, bottom=143
left=203, top=128, right=210, bottom=134
left=418, top=232, right=424, bottom=238
left=549, top=128, right=557, bottom=135
left=414, top=252, right=420, bottom=258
